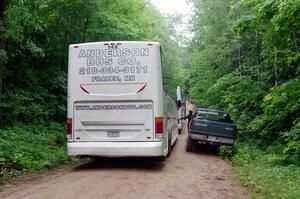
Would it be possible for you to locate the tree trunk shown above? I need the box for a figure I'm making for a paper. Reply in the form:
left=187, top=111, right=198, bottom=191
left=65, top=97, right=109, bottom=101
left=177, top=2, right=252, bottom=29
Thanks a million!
left=274, top=46, right=278, bottom=86
left=293, top=30, right=298, bottom=51
left=82, top=16, right=90, bottom=42
left=0, top=0, right=9, bottom=96
left=255, top=31, right=260, bottom=80
left=237, top=30, right=242, bottom=76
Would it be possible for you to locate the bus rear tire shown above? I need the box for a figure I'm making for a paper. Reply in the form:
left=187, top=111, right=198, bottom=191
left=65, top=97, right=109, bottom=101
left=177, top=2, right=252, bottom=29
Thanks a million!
left=186, top=136, right=197, bottom=152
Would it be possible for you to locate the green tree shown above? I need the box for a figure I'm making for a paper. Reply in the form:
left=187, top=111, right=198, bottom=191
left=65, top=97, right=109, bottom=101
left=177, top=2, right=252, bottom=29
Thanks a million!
left=0, top=0, right=9, bottom=96
left=188, top=0, right=300, bottom=164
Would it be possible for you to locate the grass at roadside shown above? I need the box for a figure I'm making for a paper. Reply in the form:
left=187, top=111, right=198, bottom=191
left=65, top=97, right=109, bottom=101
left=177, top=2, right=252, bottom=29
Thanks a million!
left=231, top=141, right=300, bottom=199
left=0, top=123, right=69, bottom=184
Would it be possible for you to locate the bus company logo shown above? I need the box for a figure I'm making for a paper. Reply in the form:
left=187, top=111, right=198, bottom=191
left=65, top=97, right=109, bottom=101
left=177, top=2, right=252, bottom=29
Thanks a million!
left=75, top=104, right=153, bottom=111
left=77, top=48, right=149, bottom=59
left=77, top=48, right=150, bottom=67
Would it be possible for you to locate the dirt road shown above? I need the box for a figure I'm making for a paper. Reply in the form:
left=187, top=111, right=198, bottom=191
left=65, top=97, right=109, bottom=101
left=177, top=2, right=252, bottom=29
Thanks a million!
left=1, top=127, right=248, bottom=199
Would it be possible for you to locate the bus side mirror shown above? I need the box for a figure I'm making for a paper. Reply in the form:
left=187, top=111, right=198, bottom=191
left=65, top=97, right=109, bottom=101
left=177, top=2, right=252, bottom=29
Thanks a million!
left=176, top=100, right=182, bottom=109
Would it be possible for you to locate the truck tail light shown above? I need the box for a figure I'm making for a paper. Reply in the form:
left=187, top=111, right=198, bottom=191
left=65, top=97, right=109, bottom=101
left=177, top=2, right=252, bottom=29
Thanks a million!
left=66, top=118, right=72, bottom=139
left=155, top=117, right=163, bottom=139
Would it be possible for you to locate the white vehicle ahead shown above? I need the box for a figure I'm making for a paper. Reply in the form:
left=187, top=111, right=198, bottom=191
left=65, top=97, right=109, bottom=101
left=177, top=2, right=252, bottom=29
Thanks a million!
left=176, top=86, right=184, bottom=134
left=67, top=41, right=179, bottom=160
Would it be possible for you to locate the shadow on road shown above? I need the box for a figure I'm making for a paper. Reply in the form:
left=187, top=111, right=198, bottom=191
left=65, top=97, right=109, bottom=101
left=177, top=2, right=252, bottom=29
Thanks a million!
left=73, top=157, right=164, bottom=172
left=192, top=143, right=220, bottom=156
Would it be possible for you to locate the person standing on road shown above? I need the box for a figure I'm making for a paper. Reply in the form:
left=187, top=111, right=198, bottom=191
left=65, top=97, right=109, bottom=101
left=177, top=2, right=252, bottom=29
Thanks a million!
left=180, top=110, right=194, bottom=130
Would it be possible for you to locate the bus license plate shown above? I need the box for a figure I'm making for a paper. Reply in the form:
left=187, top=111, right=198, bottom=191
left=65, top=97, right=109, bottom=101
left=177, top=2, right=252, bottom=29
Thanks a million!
left=107, top=131, right=120, bottom=137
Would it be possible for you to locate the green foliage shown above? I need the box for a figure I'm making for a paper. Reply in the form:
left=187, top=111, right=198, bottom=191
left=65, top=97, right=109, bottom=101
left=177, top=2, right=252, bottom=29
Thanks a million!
left=0, top=89, right=64, bottom=126
left=0, top=49, right=7, bottom=64
left=189, top=0, right=300, bottom=197
left=250, top=78, right=300, bottom=140
left=283, top=118, right=300, bottom=165
left=198, top=73, right=266, bottom=133
left=189, top=0, right=300, bottom=159
left=218, top=145, right=235, bottom=160
left=144, top=4, right=186, bottom=97
left=0, top=123, right=68, bottom=183
left=234, top=141, right=300, bottom=199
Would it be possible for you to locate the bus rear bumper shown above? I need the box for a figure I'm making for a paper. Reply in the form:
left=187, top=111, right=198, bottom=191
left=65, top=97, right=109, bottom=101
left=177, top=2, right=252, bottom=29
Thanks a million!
left=67, top=141, right=164, bottom=157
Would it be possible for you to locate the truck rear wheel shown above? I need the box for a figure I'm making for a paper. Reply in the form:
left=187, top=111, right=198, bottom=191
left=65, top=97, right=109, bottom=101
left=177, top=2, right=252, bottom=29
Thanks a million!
left=186, top=136, right=197, bottom=152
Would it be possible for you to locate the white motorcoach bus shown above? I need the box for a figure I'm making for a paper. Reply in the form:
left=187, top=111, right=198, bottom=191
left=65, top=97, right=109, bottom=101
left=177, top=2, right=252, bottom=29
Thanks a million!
left=67, top=41, right=178, bottom=160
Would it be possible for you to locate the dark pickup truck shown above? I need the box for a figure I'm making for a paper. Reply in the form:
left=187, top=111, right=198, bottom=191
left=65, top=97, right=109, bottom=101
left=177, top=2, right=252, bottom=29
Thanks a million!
left=186, top=108, right=237, bottom=152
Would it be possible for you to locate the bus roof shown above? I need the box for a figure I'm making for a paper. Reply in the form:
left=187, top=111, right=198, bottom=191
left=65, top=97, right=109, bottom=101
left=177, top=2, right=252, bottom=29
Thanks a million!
left=70, top=41, right=160, bottom=47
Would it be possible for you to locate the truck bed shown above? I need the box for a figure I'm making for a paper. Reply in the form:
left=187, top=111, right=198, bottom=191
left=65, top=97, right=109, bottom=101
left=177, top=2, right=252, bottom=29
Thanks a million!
left=189, top=109, right=237, bottom=145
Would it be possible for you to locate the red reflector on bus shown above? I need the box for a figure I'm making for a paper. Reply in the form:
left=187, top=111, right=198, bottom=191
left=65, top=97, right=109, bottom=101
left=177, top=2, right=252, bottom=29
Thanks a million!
left=137, top=83, right=147, bottom=93
left=74, top=46, right=79, bottom=48
left=80, top=85, right=90, bottom=94
left=155, top=117, right=163, bottom=134
left=117, top=43, right=122, bottom=45
left=148, top=43, right=153, bottom=46
left=67, top=118, right=72, bottom=135
left=104, top=43, right=109, bottom=45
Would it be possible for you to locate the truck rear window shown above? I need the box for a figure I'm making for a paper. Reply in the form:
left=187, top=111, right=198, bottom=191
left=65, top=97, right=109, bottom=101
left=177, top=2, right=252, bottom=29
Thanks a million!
left=197, top=111, right=233, bottom=123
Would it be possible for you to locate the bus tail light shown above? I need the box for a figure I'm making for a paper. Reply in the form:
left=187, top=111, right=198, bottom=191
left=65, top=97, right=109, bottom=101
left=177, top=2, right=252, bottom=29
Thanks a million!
left=67, top=118, right=72, bottom=139
left=155, top=117, right=163, bottom=139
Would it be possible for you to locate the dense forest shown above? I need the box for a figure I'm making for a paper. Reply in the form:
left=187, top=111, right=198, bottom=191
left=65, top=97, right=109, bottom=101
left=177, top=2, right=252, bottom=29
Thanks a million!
left=0, top=0, right=300, bottom=198
left=188, top=0, right=300, bottom=197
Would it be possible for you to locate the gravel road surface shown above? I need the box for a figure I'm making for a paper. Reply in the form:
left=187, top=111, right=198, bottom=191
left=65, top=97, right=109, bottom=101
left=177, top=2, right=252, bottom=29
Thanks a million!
left=0, top=124, right=248, bottom=199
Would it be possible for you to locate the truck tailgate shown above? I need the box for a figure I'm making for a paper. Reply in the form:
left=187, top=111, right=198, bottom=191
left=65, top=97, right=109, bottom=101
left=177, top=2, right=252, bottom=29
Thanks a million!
left=191, top=119, right=236, bottom=138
